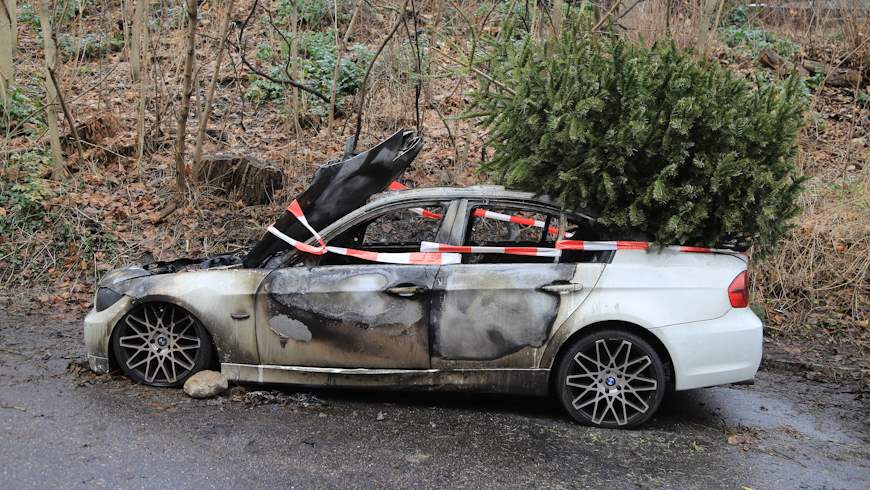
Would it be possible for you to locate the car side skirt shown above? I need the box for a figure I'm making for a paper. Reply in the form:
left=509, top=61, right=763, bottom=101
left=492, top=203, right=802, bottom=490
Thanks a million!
left=221, top=363, right=550, bottom=396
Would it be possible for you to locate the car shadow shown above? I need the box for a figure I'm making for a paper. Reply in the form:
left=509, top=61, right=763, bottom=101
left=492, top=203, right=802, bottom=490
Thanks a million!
left=244, top=382, right=729, bottom=430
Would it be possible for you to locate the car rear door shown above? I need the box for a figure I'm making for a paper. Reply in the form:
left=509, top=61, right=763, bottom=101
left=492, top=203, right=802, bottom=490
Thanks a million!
left=430, top=201, right=606, bottom=368
left=254, top=201, right=454, bottom=369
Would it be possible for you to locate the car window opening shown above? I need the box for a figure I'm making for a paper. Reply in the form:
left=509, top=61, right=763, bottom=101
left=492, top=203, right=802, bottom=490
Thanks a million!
left=463, top=206, right=608, bottom=265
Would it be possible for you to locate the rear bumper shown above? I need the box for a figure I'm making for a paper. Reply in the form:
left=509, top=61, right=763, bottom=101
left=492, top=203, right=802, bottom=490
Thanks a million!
left=651, top=308, right=763, bottom=391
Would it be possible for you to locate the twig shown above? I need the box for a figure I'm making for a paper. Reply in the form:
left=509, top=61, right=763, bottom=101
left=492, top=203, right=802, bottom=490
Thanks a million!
left=351, top=0, right=410, bottom=153
left=153, top=201, right=178, bottom=224
left=592, top=0, right=623, bottom=32
left=193, top=0, right=235, bottom=177
left=236, top=0, right=329, bottom=102
left=328, top=0, right=364, bottom=137
left=47, top=67, right=85, bottom=165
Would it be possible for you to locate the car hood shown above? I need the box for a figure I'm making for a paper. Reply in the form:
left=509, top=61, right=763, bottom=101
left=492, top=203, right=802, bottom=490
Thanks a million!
left=97, top=266, right=152, bottom=290
left=243, top=129, right=423, bottom=268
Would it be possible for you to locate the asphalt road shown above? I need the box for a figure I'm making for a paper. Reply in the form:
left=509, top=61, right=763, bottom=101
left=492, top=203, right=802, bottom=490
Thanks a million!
left=1, top=314, right=868, bottom=489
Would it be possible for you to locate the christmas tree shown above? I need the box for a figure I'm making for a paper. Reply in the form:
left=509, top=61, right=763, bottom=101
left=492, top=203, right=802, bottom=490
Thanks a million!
left=470, top=13, right=807, bottom=255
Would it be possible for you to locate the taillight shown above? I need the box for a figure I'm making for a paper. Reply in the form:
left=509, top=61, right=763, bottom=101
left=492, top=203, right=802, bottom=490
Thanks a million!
left=728, top=271, right=749, bottom=308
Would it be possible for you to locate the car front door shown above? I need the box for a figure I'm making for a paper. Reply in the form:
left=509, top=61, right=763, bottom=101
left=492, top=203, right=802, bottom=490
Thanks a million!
left=254, top=201, right=454, bottom=369
left=430, top=201, right=606, bottom=368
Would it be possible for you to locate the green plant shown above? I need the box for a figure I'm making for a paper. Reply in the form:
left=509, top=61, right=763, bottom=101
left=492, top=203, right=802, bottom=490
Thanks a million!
left=470, top=13, right=808, bottom=254
left=245, top=32, right=373, bottom=114
left=277, top=0, right=351, bottom=28
left=59, top=32, right=125, bottom=60
left=719, top=5, right=799, bottom=58
left=244, top=67, right=287, bottom=103
left=0, top=149, right=54, bottom=236
left=1, top=87, right=44, bottom=137
left=17, top=0, right=81, bottom=31
left=256, top=42, right=274, bottom=61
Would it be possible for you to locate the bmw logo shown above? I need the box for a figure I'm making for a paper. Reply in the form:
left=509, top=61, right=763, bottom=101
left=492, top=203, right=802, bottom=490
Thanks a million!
left=605, top=377, right=616, bottom=386
left=157, top=336, right=168, bottom=347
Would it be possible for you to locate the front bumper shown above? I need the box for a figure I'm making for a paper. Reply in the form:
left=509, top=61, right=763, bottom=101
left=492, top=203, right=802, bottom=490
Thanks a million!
left=83, top=295, right=133, bottom=374
left=651, top=308, right=763, bottom=391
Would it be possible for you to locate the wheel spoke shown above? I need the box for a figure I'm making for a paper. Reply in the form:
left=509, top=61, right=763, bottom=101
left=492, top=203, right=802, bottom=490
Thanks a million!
left=575, top=351, right=607, bottom=371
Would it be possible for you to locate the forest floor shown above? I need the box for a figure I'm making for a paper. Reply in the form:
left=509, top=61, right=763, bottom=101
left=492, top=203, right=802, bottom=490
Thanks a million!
left=0, top=2, right=868, bottom=384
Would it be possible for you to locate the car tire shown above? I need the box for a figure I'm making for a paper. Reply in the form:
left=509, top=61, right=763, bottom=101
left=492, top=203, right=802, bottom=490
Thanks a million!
left=111, top=302, right=213, bottom=388
left=555, top=329, right=667, bottom=429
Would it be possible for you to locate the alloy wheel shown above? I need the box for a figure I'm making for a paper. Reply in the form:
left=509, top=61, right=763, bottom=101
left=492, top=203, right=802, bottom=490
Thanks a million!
left=559, top=333, right=665, bottom=428
left=113, top=302, right=208, bottom=386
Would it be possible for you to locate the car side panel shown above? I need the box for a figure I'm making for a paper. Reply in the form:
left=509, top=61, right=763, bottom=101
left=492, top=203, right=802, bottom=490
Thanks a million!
left=431, top=263, right=605, bottom=368
left=106, top=269, right=266, bottom=365
left=539, top=249, right=749, bottom=371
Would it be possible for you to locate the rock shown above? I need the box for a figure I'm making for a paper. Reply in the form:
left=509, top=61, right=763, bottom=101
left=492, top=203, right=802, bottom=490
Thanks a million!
left=183, top=370, right=228, bottom=399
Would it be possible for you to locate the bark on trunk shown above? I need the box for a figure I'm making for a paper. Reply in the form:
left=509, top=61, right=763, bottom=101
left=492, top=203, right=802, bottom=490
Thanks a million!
left=193, top=0, right=234, bottom=176
left=0, top=0, right=15, bottom=97
left=173, top=0, right=199, bottom=203
left=37, top=0, right=66, bottom=179
left=131, top=0, right=147, bottom=82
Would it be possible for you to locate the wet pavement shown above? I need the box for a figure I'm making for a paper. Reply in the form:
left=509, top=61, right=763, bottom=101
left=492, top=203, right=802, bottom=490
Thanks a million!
left=1, top=314, right=868, bottom=489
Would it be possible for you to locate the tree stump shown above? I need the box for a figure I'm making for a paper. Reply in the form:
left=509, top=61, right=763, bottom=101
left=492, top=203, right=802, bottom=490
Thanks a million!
left=194, top=153, right=284, bottom=205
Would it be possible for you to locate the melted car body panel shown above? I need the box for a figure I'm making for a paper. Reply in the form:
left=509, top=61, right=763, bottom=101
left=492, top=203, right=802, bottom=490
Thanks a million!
left=431, top=263, right=602, bottom=367
left=106, top=268, right=266, bottom=365
left=257, top=265, right=438, bottom=368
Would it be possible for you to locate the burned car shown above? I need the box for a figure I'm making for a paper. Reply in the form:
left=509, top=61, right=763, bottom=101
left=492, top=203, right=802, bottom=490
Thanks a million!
left=84, top=131, right=762, bottom=428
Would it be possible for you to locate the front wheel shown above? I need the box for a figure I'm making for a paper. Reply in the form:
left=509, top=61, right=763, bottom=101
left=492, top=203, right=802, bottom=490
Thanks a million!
left=555, top=329, right=667, bottom=429
left=111, top=302, right=213, bottom=387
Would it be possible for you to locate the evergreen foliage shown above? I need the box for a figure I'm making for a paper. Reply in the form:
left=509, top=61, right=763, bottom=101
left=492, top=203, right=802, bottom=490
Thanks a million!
left=470, top=14, right=807, bottom=254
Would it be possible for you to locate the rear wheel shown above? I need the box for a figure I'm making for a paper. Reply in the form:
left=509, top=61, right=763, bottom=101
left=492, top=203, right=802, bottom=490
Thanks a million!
left=111, top=302, right=212, bottom=387
left=555, top=329, right=666, bottom=428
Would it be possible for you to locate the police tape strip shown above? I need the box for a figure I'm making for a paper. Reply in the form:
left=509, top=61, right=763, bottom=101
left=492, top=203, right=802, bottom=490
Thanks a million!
left=273, top=195, right=744, bottom=263
left=268, top=200, right=462, bottom=265
left=390, top=181, right=570, bottom=237
left=419, top=241, right=562, bottom=257
left=421, top=240, right=746, bottom=256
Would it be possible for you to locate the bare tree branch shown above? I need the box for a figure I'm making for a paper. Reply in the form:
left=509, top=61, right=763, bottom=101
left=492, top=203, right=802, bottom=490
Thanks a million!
left=236, top=0, right=329, bottom=102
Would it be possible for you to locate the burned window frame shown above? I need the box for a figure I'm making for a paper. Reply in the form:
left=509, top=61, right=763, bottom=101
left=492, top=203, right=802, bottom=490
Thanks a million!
left=454, top=199, right=611, bottom=264
left=282, top=198, right=461, bottom=267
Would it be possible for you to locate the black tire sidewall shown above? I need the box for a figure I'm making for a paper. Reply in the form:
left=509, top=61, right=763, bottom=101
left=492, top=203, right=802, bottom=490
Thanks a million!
left=555, top=329, right=667, bottom=429
left=111, top=303, right=213, bottom=388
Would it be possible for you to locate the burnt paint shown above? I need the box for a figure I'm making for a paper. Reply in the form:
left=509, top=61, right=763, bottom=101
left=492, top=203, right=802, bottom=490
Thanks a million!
left=106, top=268, right=266, bottom=365
left=259, top=265, right=438, bottom=369
left=430, top=264, right=575, bottom=361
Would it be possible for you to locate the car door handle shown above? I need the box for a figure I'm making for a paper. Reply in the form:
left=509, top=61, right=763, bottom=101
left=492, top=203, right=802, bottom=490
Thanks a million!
left=385, top=285, right=427, bottom=297
left=539, top=283, right=583, bottom=294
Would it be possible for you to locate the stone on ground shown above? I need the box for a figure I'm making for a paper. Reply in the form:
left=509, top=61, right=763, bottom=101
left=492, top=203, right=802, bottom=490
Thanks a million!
left=183, top=370, right=228, bottom=399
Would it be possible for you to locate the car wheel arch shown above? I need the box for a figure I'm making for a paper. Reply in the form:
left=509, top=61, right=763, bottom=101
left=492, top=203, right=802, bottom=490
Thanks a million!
left=546, top=320, right=675, bottom=396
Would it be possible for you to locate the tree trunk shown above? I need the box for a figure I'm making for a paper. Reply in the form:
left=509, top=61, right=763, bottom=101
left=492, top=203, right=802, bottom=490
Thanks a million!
left=290, top=0, right=301, bottom=140
left=37, top=0, right=66, bottom=179
left=695, top=0, right=718, bottom=59
left=193, top=153, right=284, bottom=205
left=0, top=0, right=15, bottom=98
left=173, top=0, right=198, bottom=203
left=193, top=0, right=234, bottom=176
left=327, top=0, right=363, bottom=138
left=131, top=0, right=147, bottom=82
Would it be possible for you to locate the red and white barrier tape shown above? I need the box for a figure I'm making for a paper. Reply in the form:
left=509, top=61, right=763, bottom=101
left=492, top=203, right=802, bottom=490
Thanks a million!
left=390, top=181, right=571, bottom=237
left=268, top=199, right=462, bottom=265
left=270, top=186, right=745, bottom=264
left=420, top=241, right=562, bottom=257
